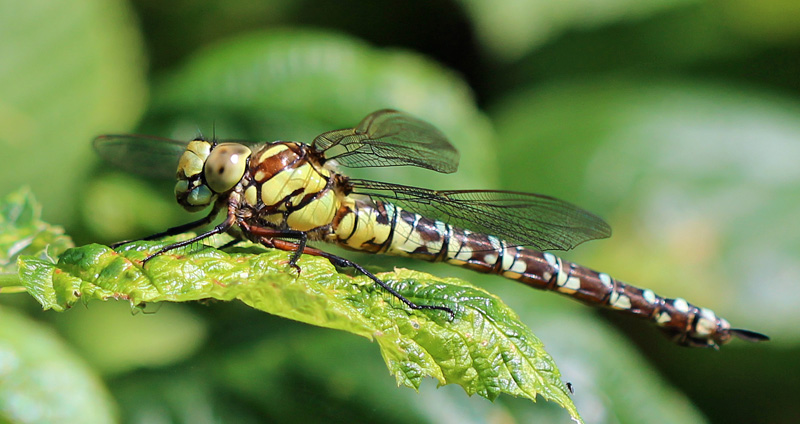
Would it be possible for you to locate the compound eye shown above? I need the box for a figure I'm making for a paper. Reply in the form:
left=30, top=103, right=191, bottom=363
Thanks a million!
left=178, top=139, right=212, bottom=178
left=174, top=180, right=214, bottom=211
left=204, top=143, right=251, bottom=193
left=187, top=185, right=213, bottom=208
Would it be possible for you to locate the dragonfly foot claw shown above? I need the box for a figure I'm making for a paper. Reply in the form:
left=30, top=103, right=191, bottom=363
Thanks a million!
left=109, top=240, right=132, bottom=249
left=287, top=262, right=302, bottom=275
left=411, top=303, right=455, bottom=321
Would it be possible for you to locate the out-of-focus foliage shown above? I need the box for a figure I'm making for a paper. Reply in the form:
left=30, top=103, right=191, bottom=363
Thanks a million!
left=0, top=188, right=72, bottom=274
left=457, top=0, right=699, bottom=61
left=491, top=79, right=800, bottom=335
left=1, top=0, right=797, bottom=422
left=0, top=306, right=117, bottom=424
left=0, top=0, right=146, bottom=227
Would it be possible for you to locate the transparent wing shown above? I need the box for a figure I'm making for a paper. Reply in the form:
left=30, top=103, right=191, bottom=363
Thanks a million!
left=93, top=135, right=190, bottom=179
left=312, top=109, right=460, bottom=173
left=350, top=179, right=612, bottom=251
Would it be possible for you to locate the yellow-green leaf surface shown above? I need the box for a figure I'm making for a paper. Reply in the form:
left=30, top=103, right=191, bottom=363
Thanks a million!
left=0, top=188, right=72, bottom=282
left=18, top=240, right=580, bottom=421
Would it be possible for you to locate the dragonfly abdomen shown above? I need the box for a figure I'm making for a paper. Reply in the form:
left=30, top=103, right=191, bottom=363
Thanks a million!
left=333, top=198, right=740, bottom=347
left=449, top=233, right=742, bottom=347
left=502, top=249, right=737, bottom=347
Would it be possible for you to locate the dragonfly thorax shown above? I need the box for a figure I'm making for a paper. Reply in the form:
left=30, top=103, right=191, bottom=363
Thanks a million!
left=174, top=139, right=252, bottom=212
left=245, top=141, right=340, bottom=232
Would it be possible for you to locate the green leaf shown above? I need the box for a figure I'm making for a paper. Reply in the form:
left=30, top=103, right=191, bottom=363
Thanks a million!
left=0, top=188, right=73, bottom=278
left=18, top=240, right=580, bottom=422
left=0, top=306, right=117, bottom=424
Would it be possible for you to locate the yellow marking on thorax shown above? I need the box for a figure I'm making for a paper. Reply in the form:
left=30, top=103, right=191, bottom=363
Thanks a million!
left=287, top=190, right=339, bottom=231
left=259, top=144, right=288, bottom=162
left=260, top=163, right=330, bottom=206
left=263, top=213, right=284, bottom=226
left=244, top=186, right=258, bottom=206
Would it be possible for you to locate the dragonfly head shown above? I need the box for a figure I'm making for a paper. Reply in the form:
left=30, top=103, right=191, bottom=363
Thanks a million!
left=175, top=139, right=252, bottom=211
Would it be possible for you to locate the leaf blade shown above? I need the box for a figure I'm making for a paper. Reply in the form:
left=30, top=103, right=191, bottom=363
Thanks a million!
left=19, top=240, right=580, bottom=422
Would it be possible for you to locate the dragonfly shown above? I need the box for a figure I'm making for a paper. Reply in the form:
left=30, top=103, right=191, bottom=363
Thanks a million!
left=94, top=109, right=768, bottom=348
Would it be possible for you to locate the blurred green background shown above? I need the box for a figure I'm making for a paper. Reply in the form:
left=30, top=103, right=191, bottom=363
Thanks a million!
left=1, top=0, right=798, bottom=422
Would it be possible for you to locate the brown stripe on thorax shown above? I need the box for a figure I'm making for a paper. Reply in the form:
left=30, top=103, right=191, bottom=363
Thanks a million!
left=250, top=142, right=306, bottom=183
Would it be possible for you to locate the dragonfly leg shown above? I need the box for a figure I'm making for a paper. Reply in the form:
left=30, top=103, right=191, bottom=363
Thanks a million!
left=275, top=239, right=456, bottom=319
left=111, top=205, right=222, bottom=248
left=245, top=223, right=456, bottom=319
left=243, top=225, right=308, bottom=272
left=316, top=250, right=456, bottom=320
left=142, top=213, right=234, bottom=263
